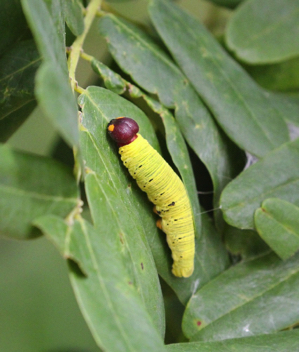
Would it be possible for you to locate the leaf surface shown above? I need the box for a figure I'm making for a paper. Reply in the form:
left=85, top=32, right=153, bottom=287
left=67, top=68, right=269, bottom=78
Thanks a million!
left=0, top=40, right=40, bottom=141
left=35, top=215, right=166, bottom=352
left=269, top=94, right=299, bottom=128
left=148, top=0, right=289, bottom=157
left=255, top=198, right=299, bottom=260
left=0, top=0, right=28, bottom=56
left=226, top=0, right=299, bottom=64
left=35, top=62, right=78, bottom=147
left=221, top=138, right=299, bottom=229
left=21, top=0, right=66, bottom=72
left=21, top=0, right=78, bottom=147
left=0, top=145, right=79, bottom=239
left=183, top=252, right=299, bottom=341
left=224, top=225, right=269, bottom=259
left=246, top=57, right=299, bottom=92
left=205, top=0, right=244, bottom=8
left=166, top=330, right=299, bottom=352
left=63, top=0, right=84, bottom=36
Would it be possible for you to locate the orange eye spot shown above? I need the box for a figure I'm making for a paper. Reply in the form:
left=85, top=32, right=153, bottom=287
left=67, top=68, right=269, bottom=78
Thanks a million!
left=116, top=116, right=124, bottom=119
left=108, top=124, right=115, bottom=132
left=156, top=219, right=162, bottom=230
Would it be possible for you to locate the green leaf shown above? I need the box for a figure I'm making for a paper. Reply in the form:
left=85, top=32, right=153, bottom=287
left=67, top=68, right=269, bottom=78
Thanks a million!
left=205, top=0, right=244, bottom=9
left=99, top=14, right=243, bottom=223
left=225, top=0, right=299, bottom=64
left=267, top=93, right=299, bottom=128
left=166, top=330, right=299, bottom=352
left=21, top=0, right=67, bottom=73
left=0, top=40, right=40, bottom=141
left=35, top=62, right=78, bottom=147
left=91, top=59, right=126, bottom=94
left=63, top=0, right=84, bottom=36
left=0, top=144, right=79, bottom=240
left=85, top=173, right=165, bottom=336
left=224, top=225, right=269, bottom=259
left=79, top=86, right=165, bottom=335
left=35, top=215, right=166, bottom=352
left=0, top=0, right=29, bottom=56
left=255, top=198, right=299, bottom=260
left=182, top=252, right=299, bottom=341
left=246, top=57, right=299, bottom=92
left=20, top=0, right=78, bottom=147
left=148, top=0, right=289, bottom=157
left=221, top=138, right=299, bottom=229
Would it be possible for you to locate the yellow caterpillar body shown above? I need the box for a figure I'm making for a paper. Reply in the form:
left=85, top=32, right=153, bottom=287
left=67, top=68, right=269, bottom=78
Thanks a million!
left=119, top=134, right=195, bottom=278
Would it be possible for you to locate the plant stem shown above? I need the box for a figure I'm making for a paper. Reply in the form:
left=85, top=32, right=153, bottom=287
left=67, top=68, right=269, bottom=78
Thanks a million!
left=68, top=0, right=102, bottom=92
left=75, top=85, right=86, bottom=94
left=80, top=51, right=94, bottom=62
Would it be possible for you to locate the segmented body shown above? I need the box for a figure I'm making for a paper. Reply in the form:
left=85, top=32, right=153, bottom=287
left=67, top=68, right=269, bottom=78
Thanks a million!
left=119, top=134, right=195, bottom=278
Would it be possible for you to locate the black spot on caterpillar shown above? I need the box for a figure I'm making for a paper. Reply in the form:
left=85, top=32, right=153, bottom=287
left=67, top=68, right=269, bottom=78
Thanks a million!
left=108, top=117, right=195, bottom=278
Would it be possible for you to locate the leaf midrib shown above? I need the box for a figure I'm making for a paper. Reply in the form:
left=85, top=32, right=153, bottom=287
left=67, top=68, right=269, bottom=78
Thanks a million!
left=0, top=57, right=41, bottom=83
left=104, top=14, right=188, bottom=104
left=192, top=261, right=299, bottom=337
left=261, top=209, right=299, bottom=238
left=165, top=2, right=277, bottom=150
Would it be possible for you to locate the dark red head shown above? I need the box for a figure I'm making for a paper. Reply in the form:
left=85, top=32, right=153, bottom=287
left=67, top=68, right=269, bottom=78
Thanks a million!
left=108, top=117, right=139, bottom=146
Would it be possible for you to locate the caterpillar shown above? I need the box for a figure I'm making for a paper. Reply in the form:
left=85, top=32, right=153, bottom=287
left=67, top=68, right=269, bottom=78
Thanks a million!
left=108, top=117, right=195, bottom=278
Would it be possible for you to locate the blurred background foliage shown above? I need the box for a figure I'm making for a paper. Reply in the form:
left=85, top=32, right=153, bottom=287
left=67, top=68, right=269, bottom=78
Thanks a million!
left=2, top=1, right=227, bottom=350
left=1, top=0, right=299, bottom=350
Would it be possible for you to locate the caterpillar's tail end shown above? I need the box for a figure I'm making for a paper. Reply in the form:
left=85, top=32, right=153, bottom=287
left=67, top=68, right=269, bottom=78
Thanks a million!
left=172, top=264, right=194, bottom=278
